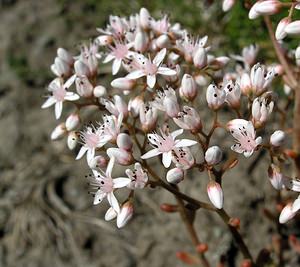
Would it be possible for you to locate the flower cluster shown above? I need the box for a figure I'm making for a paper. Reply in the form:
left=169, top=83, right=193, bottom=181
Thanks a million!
left=43, top=4, right=300, bottom=240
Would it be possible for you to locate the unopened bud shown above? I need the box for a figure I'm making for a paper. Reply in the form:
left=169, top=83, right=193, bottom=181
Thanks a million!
left=270, top=130, right=285, bottom=147
left=111, top=77, right=136, bottom=91
left=179, top=74, right=197, bottom=101
left=105, top=207, right=118, bottom=221
left=88, top=155, right=107, bottom=170
left=205, top=146, right=223, bottom=165
left=117, top=133, right=133, bottom=151
left=75, top=76, right=93, bottom=97
left=268, top=164, right=286, bottom=190
left=156, top=34, right=170, bottom=49
left=128, top=96, right=144, bottom=117
left=275, top=17, right=291, bottom=40
left=222, top=0, right=235, bottom=12
left=285, top=20, right=300, bottom=35
left=65, top=113, right=80, bottom=131
left=207, top=181, right=223, bottom=209
left=107, top=148, right=133, bottom=165
left=206, top=84, right=226, bottom=110
left=57, top=48, right=74, bottom=65
left=93, top=85, right=107, bottom=97
left=279, top=203, right=296, bottom=224
left=74, top=60, right=90, bottom=76
left=51, top=123, right=66, bottom=140
left=117, top=201, right=134, bottom=228
left=134, top=30, right=149, bottom=53
left=193, top=47, right=207, bottom=69
left=166, top=168, right=184, bottom=184
left=139, top=7, right=151, bottom=30
left=67, top=131, right=78, bottom=150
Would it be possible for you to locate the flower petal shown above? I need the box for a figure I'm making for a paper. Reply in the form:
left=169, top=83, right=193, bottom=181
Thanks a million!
left=113, top=178, right=131, bottom=188
left=103, top=54, right=115, bottom=63
left=55, top=101, right=63, bottom=119
left=175, top=139, right=197, bottom=148
left=107, top=192, right=120, bottom=213
left=171, top=129, right=184, bottom=139
left=141, top=148, right=161, bottom=159
left=76, top=146, right=88, bottom=160
left=106, top=156, right=115, bottom=178
left=64, top=92, right=80, bottom=101
left=93, top=190, right=106, bottom=205
left=153, top=48, right=166, bottom=66
left=41, top=97, right=56, bottom=108
left=126, top=69, right=145, bottom=79
left=157, top=67, right=177, bottom=76
left=112, top=58, right=122, bottom=75
left=64, top=74, right=76, bottom=88
left=162, top=151, right=172, bottom=168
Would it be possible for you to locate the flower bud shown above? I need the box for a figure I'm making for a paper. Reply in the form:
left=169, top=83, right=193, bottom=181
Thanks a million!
left=240, top=73, right=252, bottom=95
left=117, top=133, right=133, bottom=151
left=111, top=77, right=136, bottom=91
left=51, top=57, right=71, bottom=77
left=105, top=207, right=118, bottom=221
left=128, top=96, right=144, bottom=117
left=139, top=7, right=151, bottom=30
left=67, top=131, right=78, bottom=150
left=57, top=48, right=74, bottom=65
left=207, top=181, right=223, bottom=209
left=268, top=164, right=286, bottom=190
left=275, top=17, right=291, bottom=40
left=107, top=148, right=133, bottom=165
left=224, top=80, right=241, bottom=109
left=51, top=123, right=66, bottom=140
left=75, top=76, right=93, bottom=97
left=65, top=113, right=80, bottom=131
left=96, top=35, right=113, bottom=46
left=117, top=201, right=134, bottom=228
left=270, top=130, right=285, bottom=147
left=222, top=0, right=235, bottom=12
left=205, top=146, right=223, bottom=165
left=166, top=168, right=184, bottom=184
left=173, top=106, right=202, bottom=132
left=279, top=203, right=296, bottom=224
left=193, top=47, right=207, bottom=69
left=206, top=84, right=226, bottom=110
left=93, top=85, right=107, bottom=97
left=134, top=30, right=149, bottom=53
left=88, top=155, right=107, bottom=170
left=140, top=104, right=157, bottom=132
left=160, top=203, right=178, bottom=213
left=254, top=0, right=281, bottom=16
left=179, top=74, right=197, bottom=101
left=156, top=34, right=170, bottom=49
left=285, top=20, right=300, bottom=35
left=74, top=60, right=90, bottom=76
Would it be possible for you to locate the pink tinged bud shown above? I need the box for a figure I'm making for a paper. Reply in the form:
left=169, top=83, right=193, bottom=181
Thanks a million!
left=166, top=168, right=184, bottom=184
left=105, top=207, right=118, bottom=221
left=75, top=76, right=93, bottom=98
left=51, top=57, right=71, bottom=77
left=139, top=7, right=151, bottom=30
left=96, top=35, right=113, bottom=46
left=74, top=60, right=90, bottom=76
left=67, top=131, right=78, bottom=150
left=279, top=203, right=296, bottom=224
left=284, top=20, right=300, bottom=35
left=240, top=73, right=252, bottom=95
left=222, top=0, right=235, bottom=12
left=139, top=104, right=157, bottom=132
left=128, top=96, right=144, bottom=117
left=88, top=155, right=107, bottom=170
left=134, top=30, right=149, bottom=53
left=224, top=81, right=241, bottom=109
left=117, top=201, right=134, bottom=228
left=111, top=77, right=136, bottom=91
left=206, top=84, right=226, bottom=110
left=93, top=85, right=107, bottom=97
left=275, top=17, right=291, bottom=40
left=193, top=47, right=207, bottom=69
left=270, top=130, right=285, bottom=147
left=179, top=74, right=197, bottom=101
left=57, top=48, right=74, bottom=65
left=254, top=0, right=281, bottom=16
left=117, top=133, right=133, bottom=151
left=107, top=148, right=133, bottom=166
left=211, top=56, right=230, bottom=69
left=205, top=146, right=223, bottom=165
left=207, top=181, right=223, bottom=209
left=113, top=95, right=128, bottom=118
left=156, top=34, right=170, bottom=49
left=173, top=106, right=202, bottom=132
left=163, top=94, right=180, bottom=118
left=51, top=123, right=66, bottom=140
left=248, top=3, right=260, bottom=19
left=268, top=164, right=286, bottom=190
left=65, top=113, right=80, bottom=131
left=194, top=74, right=208, bottom=87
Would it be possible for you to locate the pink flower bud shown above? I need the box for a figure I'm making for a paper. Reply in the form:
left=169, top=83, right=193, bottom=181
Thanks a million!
left=139, top=7, right=151, bottom=30
left=105, top=207, right=117, bottom=221
left=117, top=133, right=133, bottom=151
left=166, top=168, right=184, bottom=184
left=65, top=113, right=80, bottom=131
left=222, top=0, right=235, bottom=12
left=93, top=85, right=107, bottom=97
left=173, top=106, right=202, bottom=132
left=111, top=77, right=136, bottom=91
left=156, top=34, right=170, bottom=49
left=270, top=130, right=285, bottom=147
left=210, top=56, right=230, bottom=70
left=275, top=17, right=291, bottom=40
left=75, top=76, right=94, bottom=98
left=96, top=35, right=113, bottom=46
left=284, top=20, right=300, bottom=35
left=252, top=96, right=274, bottom=128
left=207, top=181, right=223, bottom=209
left=224, top=80, right=241, bottom=109
left=117, top=201, right=134, bottom=228
left=254, top=0, right=281, bottom=16
left=139, top=104, right=157, bottom=132
left=88, top=155, right=107, bottom=170
left=279, top=203, right=296, bottom=224
left=134, top=30, right=149, bottom=53
left=67, top=131, right=78, bottom=150
left=179, top=74, right=197, bottom=101
left=193, top=47, right=207, bottom=69
left=128, top=96, right=144, bottom=117
left=74, top=60, right=90, bottom=76
left=240, top=73, right=252, bottom=95
left=172, top=147, right=195, bottom=170
left=51, top=123, right=66, bottom=140
left=268, top=164, right=287, bottom=190
left=205, top=146, right=223, bottom=165
left=57, top=48, right=74, bottom=65
left=51, top=57, right=71, bottom=77
left=206, top=84, right=226, bottom=110
left=107, top=148, right=133, bottom=165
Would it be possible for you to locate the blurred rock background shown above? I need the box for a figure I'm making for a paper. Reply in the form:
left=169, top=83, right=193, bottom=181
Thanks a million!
left=1, top=0, right=300, bottom=266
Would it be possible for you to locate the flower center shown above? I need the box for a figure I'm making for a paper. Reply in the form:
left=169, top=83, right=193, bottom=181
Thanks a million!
left=100, top=178, right=114, bottom=193
left=143, top=61, right=158, bottom=75
left=53, top=87, right=66, bottom=101
left=84, top=133, right=100, bottom=149
left=113, top=43, right=128, bottom=59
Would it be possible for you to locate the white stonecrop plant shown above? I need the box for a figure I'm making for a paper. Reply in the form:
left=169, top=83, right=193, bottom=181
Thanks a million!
left=43, top=4, right=300, bottom=266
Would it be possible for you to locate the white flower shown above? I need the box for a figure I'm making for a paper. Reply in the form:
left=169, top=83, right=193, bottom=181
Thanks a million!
left=125, top=163, right=148, bottom=189
left=141, top=127, right=197, bottom=168
left=41, top=78, right=79, bottom=119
